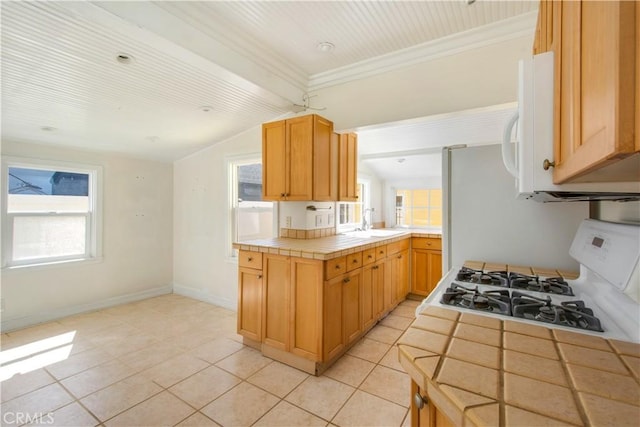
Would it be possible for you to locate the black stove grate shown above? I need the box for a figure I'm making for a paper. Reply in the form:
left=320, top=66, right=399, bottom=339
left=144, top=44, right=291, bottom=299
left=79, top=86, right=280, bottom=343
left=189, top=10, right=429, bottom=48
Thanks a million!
left=511, top=291, right=603, bottom=332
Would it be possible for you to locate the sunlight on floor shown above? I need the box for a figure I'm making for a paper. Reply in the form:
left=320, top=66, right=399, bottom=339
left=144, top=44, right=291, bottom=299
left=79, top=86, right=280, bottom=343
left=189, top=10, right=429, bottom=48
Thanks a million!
left=0, top=331, right=75, bottom=381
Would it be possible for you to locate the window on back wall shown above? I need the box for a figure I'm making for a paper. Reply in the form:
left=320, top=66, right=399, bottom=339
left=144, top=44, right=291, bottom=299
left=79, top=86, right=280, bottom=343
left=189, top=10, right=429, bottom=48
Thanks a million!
left=228, top=158, right=276, bottom=257
left=2, top=159, right=101, bottom=268
left=395, top=188, right=442, bottom=228
left=337, top=181, right=367, bottom=232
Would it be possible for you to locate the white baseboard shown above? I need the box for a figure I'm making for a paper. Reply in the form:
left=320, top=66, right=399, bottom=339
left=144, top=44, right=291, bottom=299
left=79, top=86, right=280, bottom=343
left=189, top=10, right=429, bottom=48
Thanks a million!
left=1, top=285, right=172, bottom=332
left=172, top=283, right=236, bottom=311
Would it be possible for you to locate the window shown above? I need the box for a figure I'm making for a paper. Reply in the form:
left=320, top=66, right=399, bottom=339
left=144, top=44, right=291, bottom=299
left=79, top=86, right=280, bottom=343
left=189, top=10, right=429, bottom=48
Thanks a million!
left=2, top=159, right=101, bottom=268
left=395, top=188, right=442, bottom=228
left=228, top=157, right=276, bottom=257
left=337, top=181, right=368, bottom=232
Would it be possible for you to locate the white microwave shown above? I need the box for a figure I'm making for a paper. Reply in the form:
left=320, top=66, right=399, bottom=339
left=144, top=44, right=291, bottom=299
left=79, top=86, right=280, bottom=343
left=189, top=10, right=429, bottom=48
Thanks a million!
left=502, top=51, right=640, bottom=202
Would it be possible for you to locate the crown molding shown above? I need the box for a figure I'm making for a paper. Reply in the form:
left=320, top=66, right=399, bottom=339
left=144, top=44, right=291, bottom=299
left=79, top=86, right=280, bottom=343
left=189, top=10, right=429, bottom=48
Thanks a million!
left=307, top=11, right=538, bottom=92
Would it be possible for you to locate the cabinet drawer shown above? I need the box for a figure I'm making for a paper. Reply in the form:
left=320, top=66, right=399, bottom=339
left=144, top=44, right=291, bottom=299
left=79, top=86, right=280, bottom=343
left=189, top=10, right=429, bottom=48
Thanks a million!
left=239, top=250, right=263, bottom=269
left=325, top=256, right=347, bottom=280
left=412, top=238, right=442, bottom=251
left=375, top=246, right=387, bottom=261
left=387, top=238, right=410, bottom=255
left=346, top=252, right=363, bottom=272
left=362, top=248, right=376, bottom=266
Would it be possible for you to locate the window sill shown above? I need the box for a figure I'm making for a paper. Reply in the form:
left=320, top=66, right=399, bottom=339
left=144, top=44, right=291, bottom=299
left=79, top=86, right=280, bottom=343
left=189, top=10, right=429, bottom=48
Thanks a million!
left=2, top=257, right=104, bottom=274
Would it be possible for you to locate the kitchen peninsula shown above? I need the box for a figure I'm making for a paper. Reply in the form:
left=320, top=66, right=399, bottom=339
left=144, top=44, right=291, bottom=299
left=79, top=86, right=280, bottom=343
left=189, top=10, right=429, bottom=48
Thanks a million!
left=233, top=230, right=441, bottom=375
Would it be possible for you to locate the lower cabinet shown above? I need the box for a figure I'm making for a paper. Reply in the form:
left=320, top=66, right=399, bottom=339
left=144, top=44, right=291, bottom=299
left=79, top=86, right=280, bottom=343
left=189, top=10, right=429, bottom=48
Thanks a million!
left=323, top=269, right=361, bottom=361
left=261, top=253, right=323, bottom=361
left=411, top=238, right=443, bottom=297
left=237, top=267, right=263, bottom=342
left=411, top=380, right=454, bottom=427
left=394, top=249, right=410, bottom=304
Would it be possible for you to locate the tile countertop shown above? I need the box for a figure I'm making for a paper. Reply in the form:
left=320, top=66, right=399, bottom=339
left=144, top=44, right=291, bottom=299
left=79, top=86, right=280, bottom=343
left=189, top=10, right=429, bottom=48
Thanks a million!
left=233, top=229, right=442, bottom=260
left=398, top=306, right=640, bottom=427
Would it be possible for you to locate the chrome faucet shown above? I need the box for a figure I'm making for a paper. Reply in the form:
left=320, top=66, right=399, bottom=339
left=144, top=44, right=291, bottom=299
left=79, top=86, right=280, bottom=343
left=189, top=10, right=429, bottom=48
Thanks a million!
left=362, top=208, right=374, bottom=231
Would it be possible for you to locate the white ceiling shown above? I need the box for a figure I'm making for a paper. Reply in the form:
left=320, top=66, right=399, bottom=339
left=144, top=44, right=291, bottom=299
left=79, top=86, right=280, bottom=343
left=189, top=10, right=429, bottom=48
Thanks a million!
left=1, top=1, right=537, bottom=162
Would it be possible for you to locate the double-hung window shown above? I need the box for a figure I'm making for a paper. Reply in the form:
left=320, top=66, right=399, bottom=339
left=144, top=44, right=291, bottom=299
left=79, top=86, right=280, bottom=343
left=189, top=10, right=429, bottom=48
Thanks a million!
left=395, top=188, right=442, bottom=228
left=2, top=158, right=101, bottom=268
left=228, top=156, right=276, bottom=258
left=337, top=180, right=368, bottom=232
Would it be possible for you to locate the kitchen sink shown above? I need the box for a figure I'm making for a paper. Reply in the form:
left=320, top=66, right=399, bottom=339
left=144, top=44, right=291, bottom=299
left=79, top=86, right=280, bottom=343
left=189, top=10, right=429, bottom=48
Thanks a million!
left=343, top=229, right=407, bottom=238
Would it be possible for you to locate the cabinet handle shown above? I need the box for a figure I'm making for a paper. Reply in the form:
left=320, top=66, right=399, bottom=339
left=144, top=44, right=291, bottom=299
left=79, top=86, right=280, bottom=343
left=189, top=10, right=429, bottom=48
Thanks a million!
left=343, top=277, right=351, bottom=283
left=426, top=242, right=431, bottom=246
left=257, top=275, right=262, bottom=279
left=413, top=393, right=428, bottom=410
left=280, top=193, right=285, bottom=197
left=352, top=259, right=359, bottom=264
left=368, top=255, right=373, bottom=259
left=335, top=265, right=341, bottom=269
left=543, top=159, right=555, bottom=170
left=379, top=250, right=384, bottom=254
left=248, top=257, right=253, bottom=261
left=373, top=265, right=379, bottom=270
left=398, top=255, right=402, bottom=259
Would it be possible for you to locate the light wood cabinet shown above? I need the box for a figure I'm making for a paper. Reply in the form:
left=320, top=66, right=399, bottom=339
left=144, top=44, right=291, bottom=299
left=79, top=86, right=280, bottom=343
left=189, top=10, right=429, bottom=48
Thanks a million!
left=361, top=262, right=378, bottom=331
left=338, top=133, right=358, bottom=201
left=237, top=254, right=263, bottom=342
left=323, top=269, right=361, bottom=361
left=411, top=238, right=443, bottom=297
left=411, top=381, right=454, bottom=427
left=262, top=253, right=323, bottom=360
left=534, top=0, right=639, bottom=183
left=394, top=249, right=410, bottom=304
left=262, top=114, right=336, bottom=201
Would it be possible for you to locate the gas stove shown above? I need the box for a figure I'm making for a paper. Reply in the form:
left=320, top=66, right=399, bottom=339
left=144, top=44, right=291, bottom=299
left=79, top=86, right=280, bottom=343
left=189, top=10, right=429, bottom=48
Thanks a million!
left=418, top=219, right=640, bottom=343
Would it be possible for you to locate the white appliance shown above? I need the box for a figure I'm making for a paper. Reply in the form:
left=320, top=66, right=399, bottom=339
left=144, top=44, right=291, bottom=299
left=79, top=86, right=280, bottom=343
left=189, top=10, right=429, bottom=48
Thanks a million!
left=502, top=51, right=640, bottom=202
left=419, top=219, right=640, bottom=344
left=442, top=144, right=589, bottom=273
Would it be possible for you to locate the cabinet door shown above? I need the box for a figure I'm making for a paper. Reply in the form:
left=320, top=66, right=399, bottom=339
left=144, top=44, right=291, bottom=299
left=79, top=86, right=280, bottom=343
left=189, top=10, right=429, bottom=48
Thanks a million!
left=553, top=1, right=638, bottom=183
left=361, top=264, right=376, bottom=331
left=286, top=115, right=314, bottom=200
left=262, top=120, right=287, bottom=200
left=339, top=133, right=358, bottom=201
left=412, top=249, right=430, bottom=296
left=426, top=250, right=443, bottom=295
left=237, top=267, right=263, bottom=342
left=263, top=254, right=290, bottom=351
left=383, top=257, right=394, bottom=313
left=342, top=271, right=361, bottom=345
left=323, top=275, right=344, bottom=361
left=290, top=258, right=323, bottom=361
left=372, top=262, right=385, bottom=319
left=396, top=250, right=410, bottom=303
left=312, top=117, right=337, bottom=201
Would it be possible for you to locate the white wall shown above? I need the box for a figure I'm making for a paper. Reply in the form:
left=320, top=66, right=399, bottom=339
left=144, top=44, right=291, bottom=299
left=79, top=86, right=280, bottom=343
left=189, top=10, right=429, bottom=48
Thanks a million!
left=594, top=201, right=640, bottom=224
left=173, top=126, right=262, bottom=309
left=1, top=141, right=173, bottom=331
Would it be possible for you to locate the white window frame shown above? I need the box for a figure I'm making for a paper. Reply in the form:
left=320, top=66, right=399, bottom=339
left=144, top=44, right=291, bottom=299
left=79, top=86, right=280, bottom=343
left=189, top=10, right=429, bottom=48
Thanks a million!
left=1, top=156, right=103, bottom=269
left=226, top=153, right=277, bottom=261
left=337, top=178, right=370, bottom=233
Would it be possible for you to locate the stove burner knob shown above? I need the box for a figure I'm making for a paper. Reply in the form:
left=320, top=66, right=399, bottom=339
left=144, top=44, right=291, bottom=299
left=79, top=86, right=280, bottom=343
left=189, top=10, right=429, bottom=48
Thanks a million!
left=413, top=392, right=428, bottom=409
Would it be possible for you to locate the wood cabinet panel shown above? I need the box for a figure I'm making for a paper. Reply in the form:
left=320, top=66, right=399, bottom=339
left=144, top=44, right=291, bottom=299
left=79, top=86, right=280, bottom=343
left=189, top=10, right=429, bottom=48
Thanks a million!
left=412, top=248, right=443, bottom=297
left=323, top=274, right=344, bottom=361
left=338, top=133, right=358, bottom=201
left=238, top=250, right=263, bottom=269
left=375, top=245, right=387, bottom=261
left=411, top=380, right=455, bottom=427
left=343, top=271, right=361, bottom=345
left=237, top=266, right=262, bottom=342
left=538, top=0, right=639, bottom=183
left=290, top=258, right=323, bottom=361
left=372, top=261, right=385, bottom=318
left=412, top=237, right=442, bottom=251
left=262, top=121, right=287, bottom=200
left=395, top=249, right=410, bottom=303
left=346, top=252, right=363, bottom=272
left=361, top=264, right=376, bottom=331
left=262, top=114, right=336, bottom=201
left=263, top=254, right=290, bottom=351
left=325, top=256, right=347, bottom=280
left=362, top=248, right=376, bottom=266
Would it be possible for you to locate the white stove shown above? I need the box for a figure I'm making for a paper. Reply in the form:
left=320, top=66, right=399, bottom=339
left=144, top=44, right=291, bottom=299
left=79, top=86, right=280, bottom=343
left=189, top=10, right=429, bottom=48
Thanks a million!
left=418, top=219, right=640, bottom=344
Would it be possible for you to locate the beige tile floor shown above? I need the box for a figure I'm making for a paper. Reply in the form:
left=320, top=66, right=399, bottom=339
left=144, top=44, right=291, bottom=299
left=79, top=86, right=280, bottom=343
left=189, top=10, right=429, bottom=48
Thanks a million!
left=0, top=294, right=420, bottom=427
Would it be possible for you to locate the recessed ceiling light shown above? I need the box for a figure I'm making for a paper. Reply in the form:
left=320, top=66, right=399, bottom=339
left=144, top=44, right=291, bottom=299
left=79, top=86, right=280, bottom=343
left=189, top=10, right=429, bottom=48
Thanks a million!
left=116, top=52, right=135, bottom=64
left=41, top=126, right=56, bottom=132
left=316, top=42, right=335, bottom=53
left=199, top=106, right=214, bottom=113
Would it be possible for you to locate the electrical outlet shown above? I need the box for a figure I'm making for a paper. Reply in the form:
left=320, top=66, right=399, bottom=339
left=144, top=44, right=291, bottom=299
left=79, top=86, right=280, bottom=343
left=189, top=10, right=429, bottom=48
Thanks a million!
left=285, top=216, right=292, bottom=228
left=315, top=215, right=322, bottom=226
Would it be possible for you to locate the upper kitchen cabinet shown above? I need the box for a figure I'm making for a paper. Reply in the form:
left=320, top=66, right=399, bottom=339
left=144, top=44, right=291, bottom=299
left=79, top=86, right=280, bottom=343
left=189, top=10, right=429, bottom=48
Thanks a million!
left=535, top=0, right=639, bottom=183
left=262, top=114, right=337, bottom=201
left=338, top=133, right=358, bottom=201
